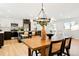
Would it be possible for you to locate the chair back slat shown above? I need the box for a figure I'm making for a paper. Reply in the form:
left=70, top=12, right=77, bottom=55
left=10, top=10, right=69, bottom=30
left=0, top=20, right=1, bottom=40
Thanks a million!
left=49, top=39, right=64, bottom=56
left=65, top=37, right=72, bottom=49
left=52, top=41, right=62, bottom=53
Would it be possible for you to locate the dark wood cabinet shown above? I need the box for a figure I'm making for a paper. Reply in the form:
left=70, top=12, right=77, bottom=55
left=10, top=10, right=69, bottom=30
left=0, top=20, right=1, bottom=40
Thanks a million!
left=0, top=32, right=4, bottom=48
left=4, top=31, right=18, bottom=40
left=11, top=31, right=18, bottom=37
left=4, top=31, right=11, bottom=40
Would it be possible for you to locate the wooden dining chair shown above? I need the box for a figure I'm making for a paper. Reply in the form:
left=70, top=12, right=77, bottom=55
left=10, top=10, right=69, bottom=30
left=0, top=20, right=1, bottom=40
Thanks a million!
left=63, top=37, right=72, bottom=56
left=49, top=39, right=64, bottom=56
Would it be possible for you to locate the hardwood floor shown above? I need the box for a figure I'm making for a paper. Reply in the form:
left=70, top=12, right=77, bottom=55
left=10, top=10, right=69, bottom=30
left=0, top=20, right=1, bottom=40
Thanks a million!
left=70, top=39, right=79, bottom=56
left=0, top=39, right=79, bottom=56
left=0, top=39, right=28, bottom=56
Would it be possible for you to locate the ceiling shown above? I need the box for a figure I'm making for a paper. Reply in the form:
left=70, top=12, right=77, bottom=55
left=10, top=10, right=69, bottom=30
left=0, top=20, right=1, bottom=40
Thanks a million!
left=0, top=3, right=79, bottom=21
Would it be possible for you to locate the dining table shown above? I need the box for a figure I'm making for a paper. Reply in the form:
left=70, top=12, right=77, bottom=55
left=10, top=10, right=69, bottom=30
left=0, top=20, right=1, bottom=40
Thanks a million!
left=21, top=36, right=51, bottom=56
left=21, top=35, right=71, bottom=56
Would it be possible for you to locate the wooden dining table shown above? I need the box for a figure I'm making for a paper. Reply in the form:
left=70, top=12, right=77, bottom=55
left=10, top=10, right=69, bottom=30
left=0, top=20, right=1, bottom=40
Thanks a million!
left=21, top=35, right=70, bottom=56
left=21, top=36, right=51, bottom=56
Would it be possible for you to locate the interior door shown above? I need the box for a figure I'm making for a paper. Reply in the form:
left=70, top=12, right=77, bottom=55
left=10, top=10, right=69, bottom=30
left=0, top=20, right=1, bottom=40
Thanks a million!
left=23, top=19, right=31, bottom=31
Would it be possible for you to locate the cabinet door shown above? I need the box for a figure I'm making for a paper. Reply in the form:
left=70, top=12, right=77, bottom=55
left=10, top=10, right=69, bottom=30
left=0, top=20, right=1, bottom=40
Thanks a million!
left=0, top=33, right=4, bottom=46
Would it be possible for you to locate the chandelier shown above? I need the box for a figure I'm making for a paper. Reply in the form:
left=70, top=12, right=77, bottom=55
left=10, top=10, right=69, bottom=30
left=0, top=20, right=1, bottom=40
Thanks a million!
left=34, top=3, right=50, bottom=26
left=34, top=3, right=51, bottom=40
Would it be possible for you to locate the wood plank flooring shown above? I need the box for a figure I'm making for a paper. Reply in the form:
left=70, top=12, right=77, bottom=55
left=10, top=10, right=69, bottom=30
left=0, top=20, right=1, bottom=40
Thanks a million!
left=0, top=39, right=28, bottom=56
left=70, top=39, right=79, bottom=56
left=0, top=39, right=79, bottom=56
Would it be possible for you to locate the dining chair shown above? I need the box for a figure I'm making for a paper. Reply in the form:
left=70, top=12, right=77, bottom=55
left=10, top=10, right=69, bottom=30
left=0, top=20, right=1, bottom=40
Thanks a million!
left=63, top=37, right=72, bottom=56
left=32, top=31, right=36, bottom=36
left=29, top=31, right=32, bottom=38
left=49, top=39, right=64, bottom=56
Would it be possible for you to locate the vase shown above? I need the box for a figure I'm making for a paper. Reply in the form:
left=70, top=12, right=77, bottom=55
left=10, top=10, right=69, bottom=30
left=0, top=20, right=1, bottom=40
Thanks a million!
left=41, top=25, right=46, bottom=40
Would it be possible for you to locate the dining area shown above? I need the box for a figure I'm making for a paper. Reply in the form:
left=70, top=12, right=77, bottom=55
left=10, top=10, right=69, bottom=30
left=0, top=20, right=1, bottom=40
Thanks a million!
left=17, top=4, right=72, bottom=55
left=18, top=3, right=72, bottom=56
left=20, top=33, right=72, bottom=56
left=0, top=3, right=79, bottom=57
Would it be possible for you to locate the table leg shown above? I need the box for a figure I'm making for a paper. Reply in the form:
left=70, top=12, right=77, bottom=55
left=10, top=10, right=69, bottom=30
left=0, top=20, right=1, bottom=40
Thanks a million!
left=28, top=48, right=32, bottom=56
left=40, top=47, right=49, bottom=56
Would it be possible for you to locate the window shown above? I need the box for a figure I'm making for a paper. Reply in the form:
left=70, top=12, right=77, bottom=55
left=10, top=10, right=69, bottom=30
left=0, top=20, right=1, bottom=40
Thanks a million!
left=46, top=22, right=56, bottom=33
left=33, top=22, right=41, bottom=31
left=64, top=22, right=70, bottom=30
left=37, top=24, right=41, bottom=31
left=64, top=21, right=79, bottom=31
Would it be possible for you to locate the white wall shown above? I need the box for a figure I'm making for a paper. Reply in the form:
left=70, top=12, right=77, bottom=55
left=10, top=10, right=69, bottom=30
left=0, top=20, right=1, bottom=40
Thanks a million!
left=0, top=16, right=79, bottom=39
left=0, top=18, right=23, bottom=31
left=55, top=17, right=79, bottom=39
left=56, top=21, right=64, bottom=32
left=0, top=3, right=79, bottom=39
